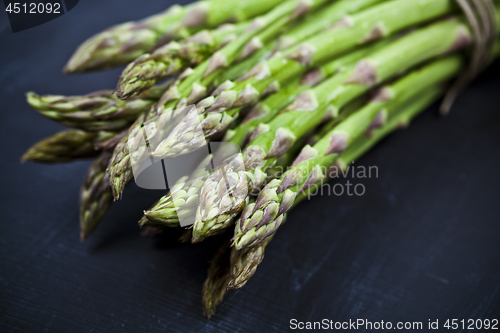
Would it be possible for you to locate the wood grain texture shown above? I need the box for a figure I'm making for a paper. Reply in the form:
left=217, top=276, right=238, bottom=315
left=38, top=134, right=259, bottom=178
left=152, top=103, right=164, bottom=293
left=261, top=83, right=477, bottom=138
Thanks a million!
left=0, top=0, right=499, bottom=332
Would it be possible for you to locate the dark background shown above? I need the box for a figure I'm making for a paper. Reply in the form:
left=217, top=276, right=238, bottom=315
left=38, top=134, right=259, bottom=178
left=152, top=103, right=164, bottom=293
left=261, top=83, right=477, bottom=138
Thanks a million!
left=1, top=1, right=499, bottom=332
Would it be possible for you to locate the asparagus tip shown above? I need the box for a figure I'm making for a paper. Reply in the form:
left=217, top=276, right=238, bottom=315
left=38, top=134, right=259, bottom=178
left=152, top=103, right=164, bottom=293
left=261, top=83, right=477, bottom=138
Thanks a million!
left=204, top=52, right=228, bottom=78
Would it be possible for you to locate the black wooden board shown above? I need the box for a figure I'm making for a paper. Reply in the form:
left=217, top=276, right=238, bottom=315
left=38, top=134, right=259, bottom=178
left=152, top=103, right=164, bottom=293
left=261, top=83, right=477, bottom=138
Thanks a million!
left=1, top=1, right=499, bottom=332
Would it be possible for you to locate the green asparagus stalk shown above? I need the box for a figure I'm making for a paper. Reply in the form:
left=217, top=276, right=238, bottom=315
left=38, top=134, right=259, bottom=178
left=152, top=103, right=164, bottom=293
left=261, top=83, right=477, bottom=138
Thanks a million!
left=106, top=0, right=330, bottom=197
left=79, top=151, right=113, bottom=241
left=151, top=35, right=390, bottom=159
left=232, top=39, right=500, bottom=248
left=241, top=8, right=499, bottom=172
left=272, top=0, right=386, bottom=52
left=64, top=0, right=286, bottom=73
left=141, top=119, right=307, bottom=231
left=226, top=37, right=394, bottom=148
left=150, top=0, right=459, bottom=159
left=192, top=15, right=482, bottom=241
left=190, top=124, right=320, bottom=242
left=106, top=24, right=285, bottom=199
left=146, top=66, right=370, bottom=236
left=227, top=86, right=444, bottom=287
left=26, top=83, right=170, bottom=132
left=156, top=0, right=330, bottom=103
left=141, top=159, right=261, bottom=230
left=64, top=5, right=185, bottom=73
left=192, top=100, right=370, bottom=242
left=21, top=129, right=115, bottom=163
left=226, top=96, right=383, bottom=289
left=124, top=0, right=329, bottom=157
left=117, top=0, right=385, bottom=100
left=202, top=240, right=232, bottom=319
left=232, top=55, right=468, bottom=249
left=320, top=93, right=441, bottom=179
left=116, top=22, right=249, bottom=99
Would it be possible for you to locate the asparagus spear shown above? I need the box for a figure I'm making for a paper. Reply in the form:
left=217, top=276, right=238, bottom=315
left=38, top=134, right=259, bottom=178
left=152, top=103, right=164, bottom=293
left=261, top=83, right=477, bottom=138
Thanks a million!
left=26, top=83, right=170, bottom=132
left=124, top=0, right=330, bottom=157
left=153, top=0, right=330, bottom=103
left=141, top=118, right=308, bottom=231
left=154, top=39, right=383, bottom=160
left=228, top=86, right=445, bottom=287
left=140, top=40, right=387, bottom=230
left=117, top=0, right=383, bottom=99
left=79, top=151, right=113, bottom=241
left=192, top=15, right=481, bottom=241
left=241, top=7, right=499, bottom=172
left=232, top=55, right=468, bottom=249
left=202, top=240, right=232, bottom=319
left=228, top=233, right=274, bottom=290
left=227, top=95, right=392, bottom=288
left=191, top=122, right=329, bottom=243
left=21, top=129, right=115, bottom=163
left=232, top=38, right=500, bottom=248
left=151, top=0, right=459, bottom=159
left=226, top=37, right=394, bottom=148
left=140, top=155, right=214, bottom=228
left=65, top=0, right=286, bottom=73
left=272, top=0, right=386, bottom=52
left=116, top=22, right=249, bottom=99
left=107, top=0, right=331, bottom=197
left=106, top=24, right=288, bottom=199
left=64, top=5, right=185, bottom=73
left=141, top=152, right=263, bottom=232
left=199, top=135, right=308, bottom=300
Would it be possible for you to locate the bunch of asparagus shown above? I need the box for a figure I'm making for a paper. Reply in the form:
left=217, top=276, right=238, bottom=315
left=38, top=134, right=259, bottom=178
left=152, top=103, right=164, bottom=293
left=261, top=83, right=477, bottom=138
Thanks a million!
left=23, top=0, right=500, bottom=318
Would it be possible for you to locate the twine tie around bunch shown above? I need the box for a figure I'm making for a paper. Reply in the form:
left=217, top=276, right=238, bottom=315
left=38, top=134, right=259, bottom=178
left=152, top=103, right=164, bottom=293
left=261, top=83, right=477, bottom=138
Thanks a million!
left=441, top=0, right=498, bottom=114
